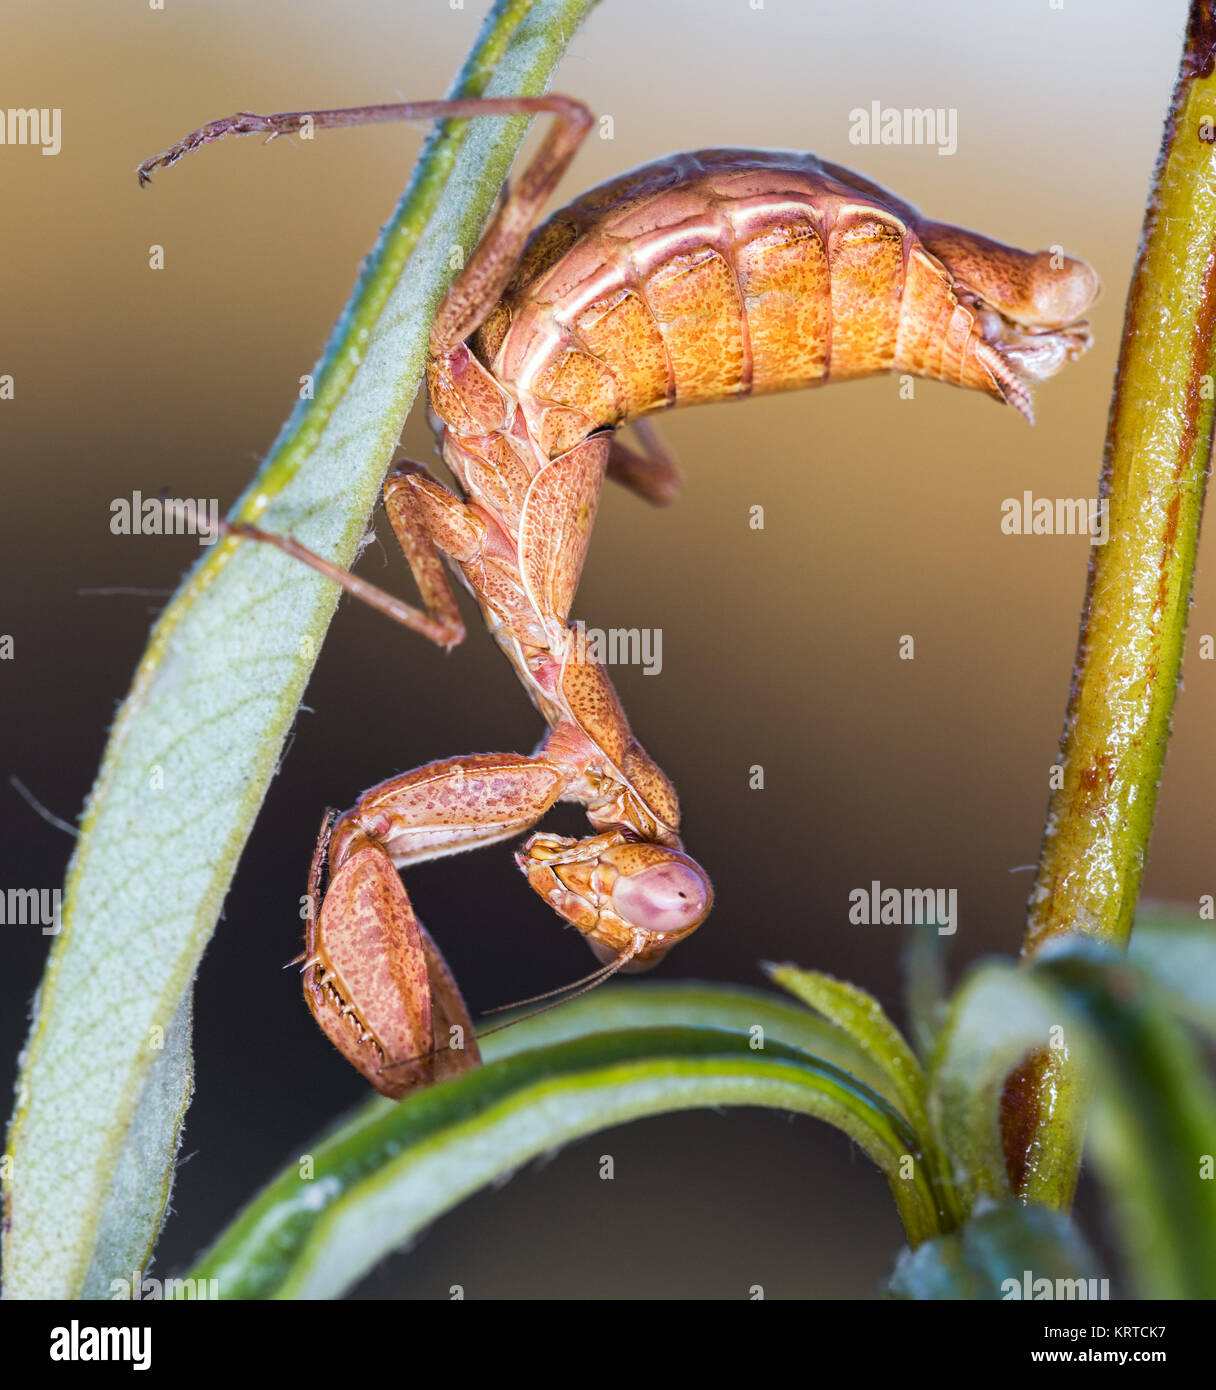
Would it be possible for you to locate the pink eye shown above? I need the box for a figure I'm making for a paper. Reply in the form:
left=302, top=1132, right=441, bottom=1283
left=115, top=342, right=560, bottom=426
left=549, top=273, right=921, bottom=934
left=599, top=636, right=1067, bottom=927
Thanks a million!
left=611, top=861, right=710, bottom=934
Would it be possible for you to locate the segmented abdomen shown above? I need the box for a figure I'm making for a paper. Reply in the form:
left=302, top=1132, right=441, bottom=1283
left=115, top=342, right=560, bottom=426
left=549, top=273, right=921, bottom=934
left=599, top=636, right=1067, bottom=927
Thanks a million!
left=470, top=148, right=1024, bottom=459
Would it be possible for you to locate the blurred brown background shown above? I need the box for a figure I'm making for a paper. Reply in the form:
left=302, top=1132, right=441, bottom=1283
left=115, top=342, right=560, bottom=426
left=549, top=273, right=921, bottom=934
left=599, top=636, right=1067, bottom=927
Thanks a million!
left=2, top=0, right=1207, bottom=1297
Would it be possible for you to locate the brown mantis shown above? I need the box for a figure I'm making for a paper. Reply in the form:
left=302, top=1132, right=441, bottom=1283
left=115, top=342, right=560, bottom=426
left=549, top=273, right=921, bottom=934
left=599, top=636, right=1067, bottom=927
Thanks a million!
left=140, top=95, right=1099, bottom=1097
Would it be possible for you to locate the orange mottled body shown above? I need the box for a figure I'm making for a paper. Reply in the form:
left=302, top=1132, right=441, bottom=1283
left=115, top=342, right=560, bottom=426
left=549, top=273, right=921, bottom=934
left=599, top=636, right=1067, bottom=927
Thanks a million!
left=455, top=148, right=1094, bottom=465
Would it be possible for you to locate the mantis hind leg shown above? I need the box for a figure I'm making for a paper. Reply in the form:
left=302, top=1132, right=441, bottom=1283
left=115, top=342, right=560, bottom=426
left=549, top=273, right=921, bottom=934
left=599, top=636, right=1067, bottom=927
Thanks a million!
left=607, top=419, right=682, bottom=505
left=137, top=94, right=594, bottom=354
left=222, top=460, right=485, bottom=647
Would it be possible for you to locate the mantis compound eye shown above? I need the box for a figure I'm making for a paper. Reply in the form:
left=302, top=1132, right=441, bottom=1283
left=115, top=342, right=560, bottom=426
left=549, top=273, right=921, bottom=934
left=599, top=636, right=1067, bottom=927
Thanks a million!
left=611, top=856, right=711, bottom=935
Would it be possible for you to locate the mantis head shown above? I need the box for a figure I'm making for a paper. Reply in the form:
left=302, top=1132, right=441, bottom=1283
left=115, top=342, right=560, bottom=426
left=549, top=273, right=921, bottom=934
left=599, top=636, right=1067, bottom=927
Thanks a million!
left=517, top=833, right=713, bottom=973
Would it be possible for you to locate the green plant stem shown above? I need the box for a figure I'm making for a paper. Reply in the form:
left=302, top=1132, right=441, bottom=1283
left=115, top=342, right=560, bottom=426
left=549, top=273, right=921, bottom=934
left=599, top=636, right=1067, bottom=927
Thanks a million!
left=1010, top=0, right=1216, bottom=1206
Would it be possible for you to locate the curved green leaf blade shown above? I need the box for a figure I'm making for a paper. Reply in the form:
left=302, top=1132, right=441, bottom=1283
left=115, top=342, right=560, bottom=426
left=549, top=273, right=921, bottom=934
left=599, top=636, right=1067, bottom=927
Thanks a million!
left=928, top=960, right=1070, bottom=1207
left=902, top=924, right=950, bottom=1062
left=889, top=1201, right=1106, bottom=1301
left=1128, top=906, right=1216, bottom=1034
left=763, top=963, right=968, bottom=1226
left=931, top=939, right=1216, bottom=1296
left=479, top=980, right=906, bottom=1105
left=185, top=1026, right=941, bottom=1298
left=764, top=964, right=928, bottom=1135
left=81, top=990, right=194, bottom=1300
left=311, top=981, right=913, bottom=1143
left=1, top=0, right=598, bottom=1300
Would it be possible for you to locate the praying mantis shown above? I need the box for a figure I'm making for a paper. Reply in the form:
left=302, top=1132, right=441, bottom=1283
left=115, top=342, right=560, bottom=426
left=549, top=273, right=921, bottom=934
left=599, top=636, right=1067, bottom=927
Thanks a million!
left=139, top=95, right=1099, bottom=1097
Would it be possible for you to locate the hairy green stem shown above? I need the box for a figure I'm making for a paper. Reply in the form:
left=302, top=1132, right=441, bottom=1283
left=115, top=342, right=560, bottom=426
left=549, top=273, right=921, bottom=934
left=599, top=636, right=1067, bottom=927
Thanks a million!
left=1010, top=0, right=1216, bottom=1206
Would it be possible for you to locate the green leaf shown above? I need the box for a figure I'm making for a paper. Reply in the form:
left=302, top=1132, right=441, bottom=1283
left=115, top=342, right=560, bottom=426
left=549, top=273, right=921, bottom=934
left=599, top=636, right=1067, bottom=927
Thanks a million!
left=765, top=963, right=928, bottom=1136
left=928, top=960, right=1068, bottom=1207
left=902, top=924, right=950, bottom=1062
left=931, top=939, right=1216, bottom=1296
left=185, top=1023, right=942, bottom=1298
left=479, top=980, right=906, bottom=1105
left=1128, top=905, right=1216, bottom=1035
left=763, top=961, right=969, bottom=1225
left=889, top=1201, right=1106, bottom=1301
left=1034, top=944, right=1216, bottom=1300
left=82, top=990, right=194, bottom=1300
left=519, top=978, right=963, bottom=1229
left=1, top=0, right=599, bottom=1300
